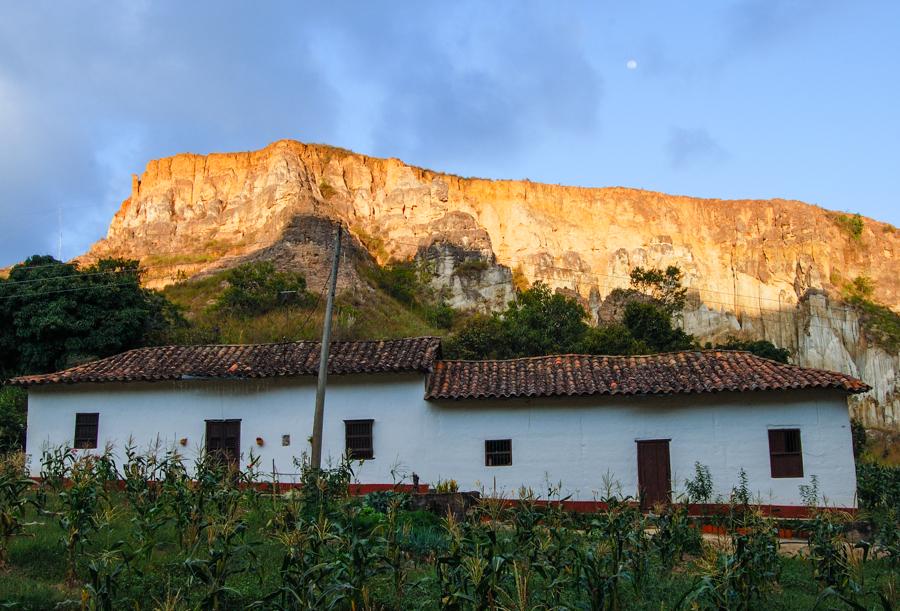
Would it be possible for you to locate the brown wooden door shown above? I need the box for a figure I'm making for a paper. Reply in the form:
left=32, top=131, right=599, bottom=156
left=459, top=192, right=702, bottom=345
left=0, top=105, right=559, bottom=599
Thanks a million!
left=637, top=440, right=671, bottom=510
left=206, top=419, right=241, bottom=467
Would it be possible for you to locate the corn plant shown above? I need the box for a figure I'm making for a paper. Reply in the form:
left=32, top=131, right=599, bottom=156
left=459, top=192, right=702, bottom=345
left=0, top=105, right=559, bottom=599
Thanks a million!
left=678, top=509, right=780, bottom=610
left=648, top=503, right=701, bottom=569
left=42, top=445, right=117, bottom=585
left=120, top=440, right=171, bottom=558
left=0, top=451, right=33, bottom=567
left=382, top=494, right=412, bottom=610
left=81, top=542, right=136, bottom=611
left=263, top=515, right=350, bottom=610
left=184, top=512, right=256, bottom=611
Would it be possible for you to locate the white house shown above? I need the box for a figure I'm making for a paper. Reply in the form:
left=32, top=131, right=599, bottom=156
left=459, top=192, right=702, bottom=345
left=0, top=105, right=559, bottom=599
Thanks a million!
left=12, top=337, right=868, bottom=512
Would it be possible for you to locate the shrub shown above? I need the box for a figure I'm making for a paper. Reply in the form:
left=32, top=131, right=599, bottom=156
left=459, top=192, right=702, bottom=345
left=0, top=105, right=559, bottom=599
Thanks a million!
left=0, top=452, right=32, bottom=567
left=0, top=386, right=26, bottom=452
left=833, top=213, right=865, bottom=240
left=856, top=462, right=900, bottom=512
left=454, top=258, right=489, bottom=277
left=214, top=261, right=313, bottom=317
left=851, top=419, right=867, bottom=459
left=715, top=337, right=791, bottom=364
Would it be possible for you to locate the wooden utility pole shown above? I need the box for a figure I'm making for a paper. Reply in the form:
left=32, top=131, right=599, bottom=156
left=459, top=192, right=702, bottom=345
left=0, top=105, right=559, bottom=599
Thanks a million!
left=310, top=224, right=342, bottom=470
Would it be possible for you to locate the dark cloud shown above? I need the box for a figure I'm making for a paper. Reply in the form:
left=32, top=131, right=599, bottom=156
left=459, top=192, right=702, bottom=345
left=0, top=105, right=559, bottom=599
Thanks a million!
left=0, top=2, right=602, bottom=265
left=665, top=127, right=728, bottom=170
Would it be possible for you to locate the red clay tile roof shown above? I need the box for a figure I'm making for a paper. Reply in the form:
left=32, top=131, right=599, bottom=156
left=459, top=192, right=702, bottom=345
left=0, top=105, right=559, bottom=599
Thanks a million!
left=9, top=337, right=442, bottom=386
left=425, top=351, right=870, bottom=400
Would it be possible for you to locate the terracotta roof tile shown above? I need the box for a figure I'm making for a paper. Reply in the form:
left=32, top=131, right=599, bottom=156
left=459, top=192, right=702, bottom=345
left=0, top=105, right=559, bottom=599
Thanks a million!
left=425, top=351, right=869, bottom=400
left=10, top=337, right=442, bottom=386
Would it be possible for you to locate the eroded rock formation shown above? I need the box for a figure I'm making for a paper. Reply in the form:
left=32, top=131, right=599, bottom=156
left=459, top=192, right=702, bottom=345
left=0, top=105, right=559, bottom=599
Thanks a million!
left=86, top=140, right=899, bottom=428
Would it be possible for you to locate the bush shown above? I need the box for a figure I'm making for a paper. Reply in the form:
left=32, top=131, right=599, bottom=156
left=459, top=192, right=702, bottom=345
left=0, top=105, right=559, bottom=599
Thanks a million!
left=0, top=387, right=26, bottom=452
left=214, top=261, right=313, bottom=317
left=856, top=463, right=900, bottom=512
left=833, top=213, right=865, bottom=240
left=715, top=337, right=791, bottom=364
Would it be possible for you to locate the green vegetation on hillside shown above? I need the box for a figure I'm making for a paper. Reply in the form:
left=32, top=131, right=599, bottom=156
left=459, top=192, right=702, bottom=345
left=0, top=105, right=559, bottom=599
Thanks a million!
left=444, top=267, right=695, bottom=360
left=842, top=276, right=900, bottom=352
left=160, top=260, right=445, bottom=345
left=832, top=212, right=865, bottom=241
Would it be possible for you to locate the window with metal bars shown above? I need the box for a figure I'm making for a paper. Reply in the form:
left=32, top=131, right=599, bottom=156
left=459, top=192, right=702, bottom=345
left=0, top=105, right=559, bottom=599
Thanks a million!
left=485, top=439, right=512, bottom=466
left=345, top=419, right=374, bottom=460
left=74, top=413, right=99, bottom=449
left=768, top=428, right=804, bottom=478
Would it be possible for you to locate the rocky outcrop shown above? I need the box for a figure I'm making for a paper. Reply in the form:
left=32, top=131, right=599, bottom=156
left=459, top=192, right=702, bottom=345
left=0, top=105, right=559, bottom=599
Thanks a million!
left=86, top=139, right=899, bottom=428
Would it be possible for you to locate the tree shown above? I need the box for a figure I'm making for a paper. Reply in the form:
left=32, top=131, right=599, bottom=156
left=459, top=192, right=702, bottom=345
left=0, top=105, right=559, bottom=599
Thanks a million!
left=629, top=266, right=688, bottom=315
left=444, top=283, right=590, bottom=360
left=712, top=338, right=791, bottom=364
left=578, top=324, right=648, bottom=355
left=0, top=256, right=179, bottom=377
left=502, top=283, right=590, bottom=357
left=0, top=387, right=25, bottom=452
left=214, top=261, right=313, bottom=317
left=442, top=314, right=509, bottom=360
left=622, top=301, right=694, bottom=352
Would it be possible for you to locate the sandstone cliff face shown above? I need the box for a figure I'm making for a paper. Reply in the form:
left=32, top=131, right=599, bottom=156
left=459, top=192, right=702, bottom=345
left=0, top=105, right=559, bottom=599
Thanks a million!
left=87, top=140, right=899, bottom=428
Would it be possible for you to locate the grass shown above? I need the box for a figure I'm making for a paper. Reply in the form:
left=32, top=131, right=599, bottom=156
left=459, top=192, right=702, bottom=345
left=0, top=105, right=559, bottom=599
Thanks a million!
left=158, top=266, right=442, bottom=345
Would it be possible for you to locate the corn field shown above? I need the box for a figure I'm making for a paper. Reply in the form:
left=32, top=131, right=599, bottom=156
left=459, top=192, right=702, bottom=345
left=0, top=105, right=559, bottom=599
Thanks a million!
left=0, top=447, right=896, bottom=610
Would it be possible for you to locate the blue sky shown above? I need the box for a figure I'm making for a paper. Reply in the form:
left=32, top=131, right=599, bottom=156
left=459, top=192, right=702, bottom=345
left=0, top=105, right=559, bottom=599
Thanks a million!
left=0, top=1, right=898, bottom=266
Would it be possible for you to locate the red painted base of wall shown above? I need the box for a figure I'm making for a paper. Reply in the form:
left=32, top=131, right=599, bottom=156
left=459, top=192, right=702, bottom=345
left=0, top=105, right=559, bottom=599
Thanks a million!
left=30, top=478, right=854, bottom=519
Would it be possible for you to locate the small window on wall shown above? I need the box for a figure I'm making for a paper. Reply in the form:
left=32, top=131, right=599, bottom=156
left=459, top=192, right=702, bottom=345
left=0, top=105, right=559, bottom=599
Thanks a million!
left=485, top=439, right=512, bottom=466
left=345, top=419, right=374, bottom=459
left=768, top=429, right=803, bottom=478
left=74, top=413, right=99, bottom=449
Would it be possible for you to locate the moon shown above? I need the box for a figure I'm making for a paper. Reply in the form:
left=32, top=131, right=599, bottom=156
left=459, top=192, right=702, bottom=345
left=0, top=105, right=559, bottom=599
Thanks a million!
left=626, top=59, right=638, bottom=70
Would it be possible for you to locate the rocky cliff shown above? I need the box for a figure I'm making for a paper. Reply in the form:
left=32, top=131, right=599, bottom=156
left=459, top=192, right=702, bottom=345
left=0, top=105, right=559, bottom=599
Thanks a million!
left=86, top=140, right=899, bottom=428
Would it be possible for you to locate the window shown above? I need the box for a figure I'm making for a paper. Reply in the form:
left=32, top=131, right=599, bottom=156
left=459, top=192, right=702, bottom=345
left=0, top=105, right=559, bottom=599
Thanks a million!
left=768, top=429, right=804, bottom=478
left=345, top=419, right=374, bottom=459
left=205, top=419, right=241, bottom=466
left=74, top=413, right=99, bottom=449
left=485, top=439, right=512, bottom=466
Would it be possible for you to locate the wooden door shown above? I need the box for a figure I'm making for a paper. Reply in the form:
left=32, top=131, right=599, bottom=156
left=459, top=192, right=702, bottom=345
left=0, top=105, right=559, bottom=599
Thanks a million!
left=206, top=419, right=241, bottom=467
left=636, top=440, right=671, bottom=510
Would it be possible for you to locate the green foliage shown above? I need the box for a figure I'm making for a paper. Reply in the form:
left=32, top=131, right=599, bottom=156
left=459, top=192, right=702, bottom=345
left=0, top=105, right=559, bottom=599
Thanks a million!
left=453, top=258, right=489, bottom=277
left=503, top=282, right=592, bottom=356
left=0, top=256, right=180, bottom=377
left=684, top=462, right=715, bottom=504
left=629, top=265, right=688, bottom=314
left=680, top=510, right=780, bottom=611
left=0, top=386, right=26, bottom=452
left=622, top=301, right=694, bottom=352
left=833, top=212, right=865, bottom=241
left=1, top=454, right=899, bottom=609
left=713, top=337, right=791, bottom=363
left=214, top=261, right=313, bottom=317
left=856, top=462, right=900, bottom=512
left=578, top=323, right=648, bottom=355
left=446, top=270, right=697, bottom=359
left=842, top=276, right=900, bottom=352
left=0, top=452, right=32, bottom=567
left=851, top=419, right=868, bottom=459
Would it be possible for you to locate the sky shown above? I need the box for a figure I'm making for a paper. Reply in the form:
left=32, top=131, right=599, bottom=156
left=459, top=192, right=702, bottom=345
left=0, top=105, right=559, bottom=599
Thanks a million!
left=0, top=1, right=898, bottom=266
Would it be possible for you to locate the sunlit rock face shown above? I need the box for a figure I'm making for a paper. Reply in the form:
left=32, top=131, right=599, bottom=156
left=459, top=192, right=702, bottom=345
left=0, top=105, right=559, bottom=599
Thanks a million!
left=86, top=139, right=899, bottom=428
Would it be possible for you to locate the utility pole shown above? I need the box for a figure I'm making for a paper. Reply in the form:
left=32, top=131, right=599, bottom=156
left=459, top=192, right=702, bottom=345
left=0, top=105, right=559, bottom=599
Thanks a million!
left=310, top=224, right=342, bottom=470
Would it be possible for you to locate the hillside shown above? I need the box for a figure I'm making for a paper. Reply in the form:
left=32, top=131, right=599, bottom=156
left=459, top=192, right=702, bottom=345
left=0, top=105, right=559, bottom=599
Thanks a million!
left=84, top=140, right=899, bottom=428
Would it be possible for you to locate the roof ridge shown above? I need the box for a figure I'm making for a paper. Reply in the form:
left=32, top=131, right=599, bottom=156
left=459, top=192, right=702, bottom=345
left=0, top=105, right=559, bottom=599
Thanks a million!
left=435, top=349, right=758, bottom=364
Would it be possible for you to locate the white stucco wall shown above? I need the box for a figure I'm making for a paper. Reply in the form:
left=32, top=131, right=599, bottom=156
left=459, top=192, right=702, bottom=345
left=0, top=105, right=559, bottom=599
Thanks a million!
left=24, top=375, right=857, bottom=507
